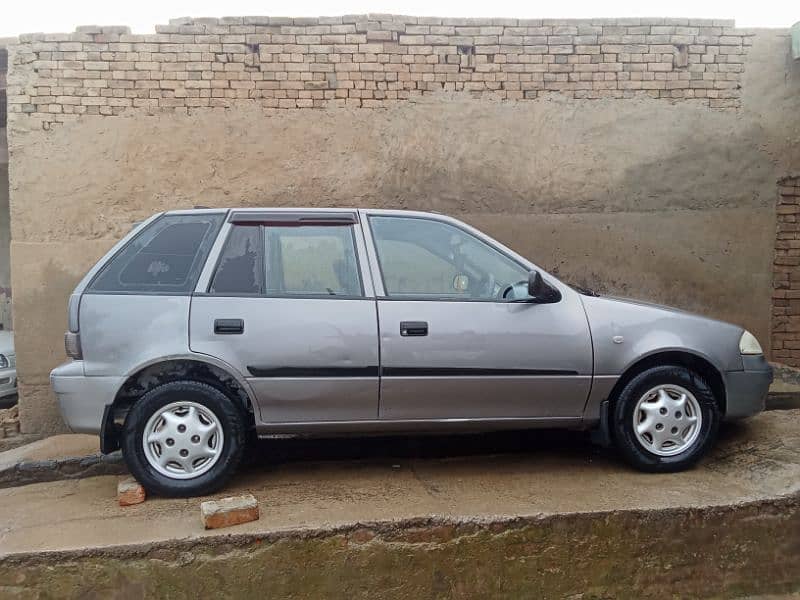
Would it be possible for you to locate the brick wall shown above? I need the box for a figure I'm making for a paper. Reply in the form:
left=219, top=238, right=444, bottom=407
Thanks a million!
left=6, top=15, right=755, bottom=129
left=772, top=177, right=800, bottom=366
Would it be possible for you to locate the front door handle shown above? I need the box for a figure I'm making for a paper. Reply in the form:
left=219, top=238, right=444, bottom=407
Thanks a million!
left=214, top=318, right=244, bottom=334
left=400, top=321, right=428, bottom=336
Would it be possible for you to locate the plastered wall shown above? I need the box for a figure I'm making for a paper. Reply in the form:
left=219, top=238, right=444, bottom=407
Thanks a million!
left=6, top=16, right=800, bottom=433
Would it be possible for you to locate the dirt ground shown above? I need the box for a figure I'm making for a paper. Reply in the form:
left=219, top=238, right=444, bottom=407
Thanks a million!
left=0, top=409, right=798, bottom=557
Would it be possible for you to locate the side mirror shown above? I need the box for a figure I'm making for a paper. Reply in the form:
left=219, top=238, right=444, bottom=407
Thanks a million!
left=527, top=271, right=562, bottom=304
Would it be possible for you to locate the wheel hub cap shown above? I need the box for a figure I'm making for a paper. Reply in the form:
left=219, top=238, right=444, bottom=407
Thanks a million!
left=633, top=384, right=702, bottom=457
left=142, top=401, right=224, bottom=479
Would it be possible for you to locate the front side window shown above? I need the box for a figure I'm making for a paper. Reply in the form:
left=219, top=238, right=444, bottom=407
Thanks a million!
left=89, top=214, right=224, bottom=294
left=265, top=226, right=362, bottom=297
left=370, top=216, right=529, bottom=300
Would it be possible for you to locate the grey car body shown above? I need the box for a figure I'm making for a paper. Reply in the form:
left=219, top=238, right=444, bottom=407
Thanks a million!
left=0, top=331, right=17, bottom=404
left=50, top=208, right=771, bottom=491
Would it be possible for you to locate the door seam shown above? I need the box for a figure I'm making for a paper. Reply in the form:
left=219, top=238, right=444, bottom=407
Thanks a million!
left=375, top=298, right=382, bottom=419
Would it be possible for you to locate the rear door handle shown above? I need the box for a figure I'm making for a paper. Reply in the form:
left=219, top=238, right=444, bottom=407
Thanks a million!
left=400, top=321, right=428, bottom=336
left=214, top=318, right=244, bottom=334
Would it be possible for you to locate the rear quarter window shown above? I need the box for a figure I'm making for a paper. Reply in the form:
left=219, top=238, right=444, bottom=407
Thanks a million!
left=88, top=214, right=224, bottom=294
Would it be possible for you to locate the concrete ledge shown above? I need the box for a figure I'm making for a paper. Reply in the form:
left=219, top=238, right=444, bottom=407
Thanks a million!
left=0, top=434, right=126, bottom=488
left=0, top=450, right=125, bottom=488
left=767, top=392, right=800, bottom=411
left=1, top=494, right=798, bottom=598
left=765, top=363, right=800, bottom=411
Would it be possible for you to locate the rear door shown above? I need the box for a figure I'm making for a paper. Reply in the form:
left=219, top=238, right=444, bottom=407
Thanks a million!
left=190, top=210, right=379, bottom=423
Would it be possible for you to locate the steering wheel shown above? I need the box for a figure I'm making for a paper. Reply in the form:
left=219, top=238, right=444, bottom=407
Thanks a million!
left=500, top=280, right=528, bottom=301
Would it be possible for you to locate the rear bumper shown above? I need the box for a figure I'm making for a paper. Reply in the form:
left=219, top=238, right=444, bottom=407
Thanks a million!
left=0, top=367, right=17, bottom=398
left=724, top=356, right=773, bottom=420
left=50, top=361, right=122, bottom=433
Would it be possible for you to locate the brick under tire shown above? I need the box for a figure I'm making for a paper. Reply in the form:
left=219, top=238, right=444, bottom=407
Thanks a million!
left=612, top=365, right=720, bottom=473
left=122, top=380, right=246, bottom=497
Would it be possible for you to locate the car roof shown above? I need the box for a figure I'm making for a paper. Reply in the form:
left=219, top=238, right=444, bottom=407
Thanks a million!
left=163, top=207, right=436, bottom=215
left=163, top=208, right=447, bottom=222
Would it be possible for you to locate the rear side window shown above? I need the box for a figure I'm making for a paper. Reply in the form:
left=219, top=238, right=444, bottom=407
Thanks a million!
left=267, top=226, right=362, bottom=297
left=89, top=214, right=224, bottom=294
left=207, top=224, right=363, bottom=297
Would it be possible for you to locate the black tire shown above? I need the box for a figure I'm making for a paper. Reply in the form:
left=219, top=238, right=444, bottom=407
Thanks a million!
left=121, top=380, right=246, bottom=497
left=612, top=365, right=720, bottom=473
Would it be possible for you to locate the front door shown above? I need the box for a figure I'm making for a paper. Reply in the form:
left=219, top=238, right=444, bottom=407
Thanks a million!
left=190, top=211, right=379, bottom=423
left=364, top=213, right=593, bottom=420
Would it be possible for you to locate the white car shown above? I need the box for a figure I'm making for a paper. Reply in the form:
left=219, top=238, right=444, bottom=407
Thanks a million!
left=0, top=331, right=17, bottom=406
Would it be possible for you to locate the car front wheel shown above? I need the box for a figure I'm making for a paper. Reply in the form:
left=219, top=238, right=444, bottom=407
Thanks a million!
left=612, top=365, right=720, bottom=472
left=121, top=380, right=246, bottom=497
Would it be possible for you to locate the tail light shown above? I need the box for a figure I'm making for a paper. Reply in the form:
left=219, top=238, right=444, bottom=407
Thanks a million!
left=65, top=332, right=83, bottom=359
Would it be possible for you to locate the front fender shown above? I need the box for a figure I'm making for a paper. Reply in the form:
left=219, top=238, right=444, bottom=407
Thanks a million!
left=581, top=295, right=744, bottom=378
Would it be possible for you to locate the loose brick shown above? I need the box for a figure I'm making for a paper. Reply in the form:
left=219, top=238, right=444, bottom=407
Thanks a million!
left=201, top=494, right=260, bottom=529
left=117, top=477, right=146, bottom=506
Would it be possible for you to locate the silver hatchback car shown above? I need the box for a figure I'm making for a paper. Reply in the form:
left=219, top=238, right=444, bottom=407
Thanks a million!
left=51, top=208, right=771, bottom=496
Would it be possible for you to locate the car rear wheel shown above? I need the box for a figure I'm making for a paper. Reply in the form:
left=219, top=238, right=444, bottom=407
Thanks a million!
left=121, top=380, right=246, bottom=497
left=612, top=365, right=720, bottom=472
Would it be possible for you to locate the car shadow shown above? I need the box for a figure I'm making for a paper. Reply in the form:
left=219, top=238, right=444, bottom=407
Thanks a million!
left=237, top=418, right=762, bottom=473
left=240, top=428, right=609, bottom=471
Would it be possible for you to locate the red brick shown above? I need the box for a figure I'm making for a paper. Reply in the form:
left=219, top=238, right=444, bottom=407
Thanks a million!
left=201, top=494, right=259, bottom=529
left=117, top=477, right=146, bottom=506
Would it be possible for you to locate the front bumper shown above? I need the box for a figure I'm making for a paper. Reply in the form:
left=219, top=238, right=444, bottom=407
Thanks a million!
left=0, top=367, right=17, bottom=398
left=50, top=361, right=123, bottom=433
left=724, top=355, right=773, bottom=420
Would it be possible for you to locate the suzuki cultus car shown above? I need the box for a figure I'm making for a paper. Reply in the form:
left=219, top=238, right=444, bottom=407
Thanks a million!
left=51, top=209, right=771, bottom=496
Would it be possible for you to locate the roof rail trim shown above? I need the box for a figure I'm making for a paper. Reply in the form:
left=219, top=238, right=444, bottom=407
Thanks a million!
left=228, top=211, right=359, bottom=226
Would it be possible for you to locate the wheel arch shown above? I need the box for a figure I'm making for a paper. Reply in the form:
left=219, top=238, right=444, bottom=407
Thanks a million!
left=608, top=350, right=727, bottom=415
left=101, top=355, right=257, bottom=453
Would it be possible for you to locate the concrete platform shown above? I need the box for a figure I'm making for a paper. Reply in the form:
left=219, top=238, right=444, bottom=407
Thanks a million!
left=0, top=411, right=797, bottom=555
left=0, top=411, right=799, bottom=597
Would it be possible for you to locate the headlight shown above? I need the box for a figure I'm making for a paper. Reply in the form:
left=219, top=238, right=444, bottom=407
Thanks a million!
left=739, top=330, right=763, bottom=355
left=0, top=355, right=7, bottom=368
